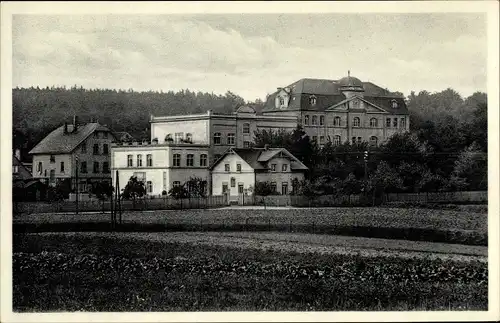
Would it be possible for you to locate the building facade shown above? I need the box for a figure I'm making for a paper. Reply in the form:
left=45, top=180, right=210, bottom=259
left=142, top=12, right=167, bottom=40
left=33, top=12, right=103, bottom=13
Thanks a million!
left=150, top=106, right=298, bottom=164
left=110, top=142, right=211, bottom=196
left=149, top=74, right=409, bottom=160
left=211, top=147, right=308, bottom=200
left=262, top=73, right=410, bottom=146
left=29, top=118, right=116, bottom=192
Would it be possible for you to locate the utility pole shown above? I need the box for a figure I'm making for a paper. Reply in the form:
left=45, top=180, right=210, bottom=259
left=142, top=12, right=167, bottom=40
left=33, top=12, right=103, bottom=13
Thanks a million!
left=363, top=150, right=369, bottom=199
left=75, top=155, right=79, bottom=215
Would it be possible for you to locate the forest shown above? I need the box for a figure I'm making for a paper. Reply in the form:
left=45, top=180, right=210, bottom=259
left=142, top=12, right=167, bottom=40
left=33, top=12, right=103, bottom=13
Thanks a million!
left=12, top=86, right=487, bottom=193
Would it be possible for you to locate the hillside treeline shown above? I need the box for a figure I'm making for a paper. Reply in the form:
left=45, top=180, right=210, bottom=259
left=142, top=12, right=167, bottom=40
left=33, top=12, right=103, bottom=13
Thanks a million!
left=13, top=86, right=486, bottom=165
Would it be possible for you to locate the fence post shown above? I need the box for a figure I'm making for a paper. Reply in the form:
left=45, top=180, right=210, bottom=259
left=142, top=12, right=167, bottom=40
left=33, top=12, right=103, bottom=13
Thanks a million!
left=312, top=221, right=315, bottom=233
left=245, top=217, right=249, bottom=231
left=268, top=218, right=271, bottom=231
left=289, top=220, right=292, bottom=232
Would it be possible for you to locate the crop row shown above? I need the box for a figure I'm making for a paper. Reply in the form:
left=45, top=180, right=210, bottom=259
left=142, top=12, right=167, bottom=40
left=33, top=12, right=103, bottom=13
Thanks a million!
left=14, top=250, right=487, bottom=285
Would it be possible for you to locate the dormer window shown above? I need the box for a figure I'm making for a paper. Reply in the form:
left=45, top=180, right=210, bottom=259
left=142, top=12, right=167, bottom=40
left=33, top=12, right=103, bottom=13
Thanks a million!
left=391, top=99, right=398, bottom=108
left=309, top=96, right=317, bottom=106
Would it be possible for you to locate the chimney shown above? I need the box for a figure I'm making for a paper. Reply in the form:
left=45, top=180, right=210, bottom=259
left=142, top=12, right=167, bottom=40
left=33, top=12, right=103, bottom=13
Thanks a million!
left=73, top=115, right=78, bottom=132
left=64, top=122, right=68, bottom=134
left=15, top=148, right=21, bottom=161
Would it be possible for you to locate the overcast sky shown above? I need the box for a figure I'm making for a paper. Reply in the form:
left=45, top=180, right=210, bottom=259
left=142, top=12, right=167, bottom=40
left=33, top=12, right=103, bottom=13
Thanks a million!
left=12, top=13, right=486, bottom=101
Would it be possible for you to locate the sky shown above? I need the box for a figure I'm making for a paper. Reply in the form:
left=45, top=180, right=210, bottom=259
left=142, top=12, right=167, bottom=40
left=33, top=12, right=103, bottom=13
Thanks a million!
left=12, top=13, right=487, bottom=101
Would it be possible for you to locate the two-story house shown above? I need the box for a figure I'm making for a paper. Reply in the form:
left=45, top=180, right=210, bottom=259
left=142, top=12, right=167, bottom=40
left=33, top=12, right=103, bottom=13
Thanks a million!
left=110, top=141, right=211, bottom=196
left=29, top=117, right=116, bottom=192
left=210, top=147, right=308, bottom=200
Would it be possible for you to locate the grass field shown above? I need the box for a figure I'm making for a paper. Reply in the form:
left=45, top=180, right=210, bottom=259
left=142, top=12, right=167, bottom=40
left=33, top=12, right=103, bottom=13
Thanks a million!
left=13, top=207, right=488, bottom=246
left=13, top=233, right=488, bottom=311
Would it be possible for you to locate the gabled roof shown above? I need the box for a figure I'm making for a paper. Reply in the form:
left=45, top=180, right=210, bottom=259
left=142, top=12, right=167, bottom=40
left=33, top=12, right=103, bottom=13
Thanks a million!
left=113, top=131, right=135, bottom=141
left=327, top=96, right=389, bottom=113
left=210, top=147, right=308, bottom=171
left=29, top=123, right=114, bottom=155
left=262, top=77, right=405, bottom=113
left=12, top=155, right=33, bottom=181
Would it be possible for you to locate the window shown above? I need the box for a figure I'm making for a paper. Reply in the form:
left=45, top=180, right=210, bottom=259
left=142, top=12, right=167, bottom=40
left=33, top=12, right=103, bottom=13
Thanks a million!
left=200, top=154, right=207, bottom=167
left=186, top=154, right=194, bottom=167
left=334, top=135, right=341, bottom=146
left=80, top=161, right=87, bottom=173
left=319, top=115, right=324, bottom=126
left=357, top=137, right=362, bottom=144
left=93, top=161, right=99, bottom=173
left=93, top=144, right=99, bottom=155
left=93, top=132, right=98, bottom=138
left=236, top=163, right=242, bottom=172
left=127, top=154, right=133, bottom=167
left=50, top=155, right=55, bottom=163
left=334, top=116, right=341, bottom=126
left=103, top=132, right=108, bottom=139
left=313, top=136, right=318, bottom=142
left=370, top=118, right=378, bottom=127
left=271, top=164, right=277, bottom=172
left=81, top=143, right=86, bottom=153
left=353, top=117, right=360, bottom=127
left=60, top=162, right=65, bottom=173
left=137, top=155, right=143, bottom=167
left=173, top=181, right=181, bottom=188
left=222, top=183, right=228, bottom=193
left=319, top=136, right=325, bottom=145
left=175, top=132, right=183, bottom=143
left=185, top=133, right=192, bottom=142
left=352, top=137, right=356, bottom=145
left=401, top=118, right=406, bottom=128
left=386, top=118, right=391, bottom=127
left=370, top=136, right=378, bottom=147
left=353, top=100, right=360, bottom=108
left=37, top=161, right=42, bottom=173
left=278, top=96, right=285, bottom=106
left=134, top=172, right=146, bottom=183
left=243, top=141, right=250, bottom=148
left=238, top=184, right=244, bottom=194
left=310, top=96, right=317, bottom=106
left=282, top=164, right=288, bottom=172
left=393, top=118, right=398, bottom=128
left=227, top=133, right=235, bottom=145
left=243, top=123, right=250, bottom=134
left=103, top=144, right=109, bottom=155
left=230, top=177, right=236, bottom=187
left=147, top=181, right=153, bottom=193
left=391, top=100, right=398, bottom=108
left=282, top=182, right=289, bottom=195
left=173, top=154, right=181, bottom=167
left=147, top=154, right=152, bottom=167
left=103, top=162, right=110, bottom=173
left=312, top=115, right=318, bottom=125
left=304, top=115, right=309, bottom=125
left=270, top=182, right=277, bottom=193
left=213, top=132, right=221, bottom=145
left=225, top=164, right=230, bottom=172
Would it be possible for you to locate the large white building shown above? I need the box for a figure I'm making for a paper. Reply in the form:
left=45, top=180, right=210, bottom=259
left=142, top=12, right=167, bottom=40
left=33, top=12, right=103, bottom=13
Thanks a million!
left=111, top=141, right=210, bottom=196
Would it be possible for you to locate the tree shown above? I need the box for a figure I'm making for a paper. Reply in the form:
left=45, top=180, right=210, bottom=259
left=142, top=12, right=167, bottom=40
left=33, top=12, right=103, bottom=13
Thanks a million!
left=367, top=162, right=404, bottom=205
left=254, top=181, right=276, bottom=196
left=184, top=177, right=208, bottom=197
left=449, top=142, right=487, bottom=191
left=121, top=176, right=146, bottom=207
left=91, top=181, right=114, bottom=213
left=168, top=185, right=190, bottom=199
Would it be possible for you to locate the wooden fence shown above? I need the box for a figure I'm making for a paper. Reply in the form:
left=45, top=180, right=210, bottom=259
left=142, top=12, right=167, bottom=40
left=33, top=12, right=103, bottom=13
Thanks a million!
left=385, top=191, right=488, bottom=203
